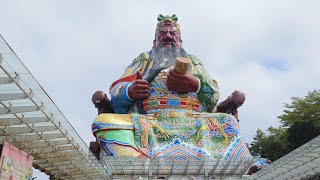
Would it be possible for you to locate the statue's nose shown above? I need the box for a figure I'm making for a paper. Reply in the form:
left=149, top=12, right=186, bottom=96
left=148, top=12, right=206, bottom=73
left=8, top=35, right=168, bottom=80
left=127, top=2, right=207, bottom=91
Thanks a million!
left=164, top=35, right=173, bottom=42
left=165, top=31, right=172, bottom=38
left=164, top=37, right=173, bottom=43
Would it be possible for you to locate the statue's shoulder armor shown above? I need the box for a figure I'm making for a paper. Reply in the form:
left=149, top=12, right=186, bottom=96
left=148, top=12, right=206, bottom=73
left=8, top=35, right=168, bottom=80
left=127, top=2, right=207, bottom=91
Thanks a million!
left=133, top=52, right=150, bottom=63
left=188, top=54, right=203, bottom=66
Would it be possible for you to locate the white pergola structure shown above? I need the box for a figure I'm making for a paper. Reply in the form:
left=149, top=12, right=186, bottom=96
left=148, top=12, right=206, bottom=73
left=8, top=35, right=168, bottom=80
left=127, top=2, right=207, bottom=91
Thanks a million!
left=245, top=135, right=320, bottom=180
left=101, top=156, right=253, bottom=180
left=0, top=35, right=109, bottom=179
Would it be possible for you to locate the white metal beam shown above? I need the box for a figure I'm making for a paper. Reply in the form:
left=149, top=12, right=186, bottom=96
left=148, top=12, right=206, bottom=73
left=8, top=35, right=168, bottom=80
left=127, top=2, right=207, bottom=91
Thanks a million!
left=0, top=116, right=50, bottom=126
left=0, top=105, right=40, bottom=115
left=0, top=92, right=33, bottom=101
left=0, top=76, right=20, bottom=84
left=53, top=161, right=72, bottom=167
left=0, top=125, right=57, bottom=135
left=22, top=144, right=75, bottom=153
left=33, top=159, right=48, bottom=164
left=1, top=133, right=65, bottom=142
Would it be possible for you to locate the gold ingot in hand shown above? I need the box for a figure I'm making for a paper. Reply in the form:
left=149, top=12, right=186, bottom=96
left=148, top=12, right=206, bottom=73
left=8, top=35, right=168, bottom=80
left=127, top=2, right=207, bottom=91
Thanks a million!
left=174, top=57, right=190, bottom=74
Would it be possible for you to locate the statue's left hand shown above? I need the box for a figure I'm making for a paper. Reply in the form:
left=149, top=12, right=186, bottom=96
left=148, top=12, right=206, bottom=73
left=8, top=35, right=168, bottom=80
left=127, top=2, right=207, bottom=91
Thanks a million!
left=166, top=69, right=199, bottom=93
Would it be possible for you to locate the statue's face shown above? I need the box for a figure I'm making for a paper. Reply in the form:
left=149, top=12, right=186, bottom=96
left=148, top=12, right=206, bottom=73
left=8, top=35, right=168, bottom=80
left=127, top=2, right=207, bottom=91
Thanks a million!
left=155, top=26, right=182, bottom=49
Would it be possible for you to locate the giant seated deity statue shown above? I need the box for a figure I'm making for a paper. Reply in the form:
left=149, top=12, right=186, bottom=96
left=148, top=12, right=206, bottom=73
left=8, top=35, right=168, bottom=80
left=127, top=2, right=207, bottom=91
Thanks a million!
left=91, top=15, right=269, bottom=173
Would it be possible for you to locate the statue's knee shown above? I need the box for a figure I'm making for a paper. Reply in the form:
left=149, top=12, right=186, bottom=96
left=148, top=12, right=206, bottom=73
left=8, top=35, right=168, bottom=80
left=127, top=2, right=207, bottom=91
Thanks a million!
left=224, top=114, right=240, bottom=135
left=100, top=142, right=143, bottom=156
left=226, top=113, right=239, bottom=123
left=95, top=129, right=139, bottom=155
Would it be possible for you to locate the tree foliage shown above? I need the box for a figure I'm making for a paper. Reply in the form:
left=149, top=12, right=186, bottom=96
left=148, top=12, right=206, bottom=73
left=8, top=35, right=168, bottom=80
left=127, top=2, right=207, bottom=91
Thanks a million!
left=287, top=122, right=320, bottom=149
left=278, top=90, right=320, bottom=127
left=250, top=90, right=320, bottom=161
left=249, top=127, right=291, bottom=161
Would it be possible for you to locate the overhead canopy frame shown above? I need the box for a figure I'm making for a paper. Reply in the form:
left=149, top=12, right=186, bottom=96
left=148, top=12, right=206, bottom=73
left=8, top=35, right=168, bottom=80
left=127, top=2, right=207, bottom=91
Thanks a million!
left=0, top=34, right=109, bottom=180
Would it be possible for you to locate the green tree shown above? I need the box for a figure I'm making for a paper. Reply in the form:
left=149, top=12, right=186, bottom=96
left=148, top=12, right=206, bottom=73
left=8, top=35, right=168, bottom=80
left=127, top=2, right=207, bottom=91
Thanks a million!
left=278, top=90, right=320, bottom=127
left=287, top=122, right=320, bottom=149
left=249, top=127, right=291, bottom=161
left=250, top=90, right=320, bottom=161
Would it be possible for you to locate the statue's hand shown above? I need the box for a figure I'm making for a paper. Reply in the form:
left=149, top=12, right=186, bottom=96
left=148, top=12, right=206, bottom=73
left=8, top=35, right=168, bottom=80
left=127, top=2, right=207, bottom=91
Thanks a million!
left=166, top=69, right=199, bottom=93
left=128, top=71, right=150, bottom=100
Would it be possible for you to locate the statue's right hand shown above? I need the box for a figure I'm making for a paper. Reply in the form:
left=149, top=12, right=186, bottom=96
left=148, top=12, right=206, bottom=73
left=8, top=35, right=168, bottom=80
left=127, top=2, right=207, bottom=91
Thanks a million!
left=128, top=71, right=150, bottom=100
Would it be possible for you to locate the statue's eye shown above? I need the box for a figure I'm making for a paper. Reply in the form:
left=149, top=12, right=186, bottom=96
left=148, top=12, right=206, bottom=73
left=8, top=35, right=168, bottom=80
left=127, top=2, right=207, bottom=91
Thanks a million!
left=171, top=31, right=177, bottom=35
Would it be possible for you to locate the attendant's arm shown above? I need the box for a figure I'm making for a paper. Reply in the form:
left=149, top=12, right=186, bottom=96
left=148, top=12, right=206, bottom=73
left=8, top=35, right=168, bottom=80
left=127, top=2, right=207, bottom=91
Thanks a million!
left=190, top=55, right=220, bottom=112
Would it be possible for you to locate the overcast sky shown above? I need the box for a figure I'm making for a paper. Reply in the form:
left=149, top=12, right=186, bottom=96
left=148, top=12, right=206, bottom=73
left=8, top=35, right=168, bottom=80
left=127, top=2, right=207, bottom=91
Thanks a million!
left=1, top=0, right=320, bottom=179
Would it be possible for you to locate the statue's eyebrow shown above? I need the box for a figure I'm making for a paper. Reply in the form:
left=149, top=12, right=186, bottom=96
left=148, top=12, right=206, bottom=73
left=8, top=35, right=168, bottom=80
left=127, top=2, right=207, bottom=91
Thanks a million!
left=159, top=29, right=167, bottom=33
left=158, top=29, right=177, bottom=34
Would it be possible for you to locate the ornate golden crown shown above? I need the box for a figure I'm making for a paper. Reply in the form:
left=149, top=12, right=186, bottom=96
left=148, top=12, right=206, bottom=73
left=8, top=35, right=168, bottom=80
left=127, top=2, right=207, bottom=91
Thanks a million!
left=156, top=14, right=180, bottom=31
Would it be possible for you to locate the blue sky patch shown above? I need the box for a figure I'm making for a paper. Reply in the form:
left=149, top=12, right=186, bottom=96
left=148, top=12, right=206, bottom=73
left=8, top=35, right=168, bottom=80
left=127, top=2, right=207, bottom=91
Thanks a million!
left=261, top=58, right=290, bottom=71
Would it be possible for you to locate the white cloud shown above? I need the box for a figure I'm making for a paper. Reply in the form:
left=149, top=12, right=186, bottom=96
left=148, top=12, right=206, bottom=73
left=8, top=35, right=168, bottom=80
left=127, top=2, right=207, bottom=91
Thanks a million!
left=1, top=0, right=320, bottom=177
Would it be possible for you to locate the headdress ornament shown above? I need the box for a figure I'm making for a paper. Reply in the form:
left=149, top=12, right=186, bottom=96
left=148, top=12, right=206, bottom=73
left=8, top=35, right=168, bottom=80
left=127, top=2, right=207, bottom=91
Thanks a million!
left=156, top=14, right=180, bottom=31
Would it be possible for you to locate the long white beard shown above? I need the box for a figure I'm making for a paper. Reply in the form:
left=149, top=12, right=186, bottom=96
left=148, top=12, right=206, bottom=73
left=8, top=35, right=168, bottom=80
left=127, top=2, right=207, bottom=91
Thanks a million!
left=147, top=44, right=188, bottom=76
